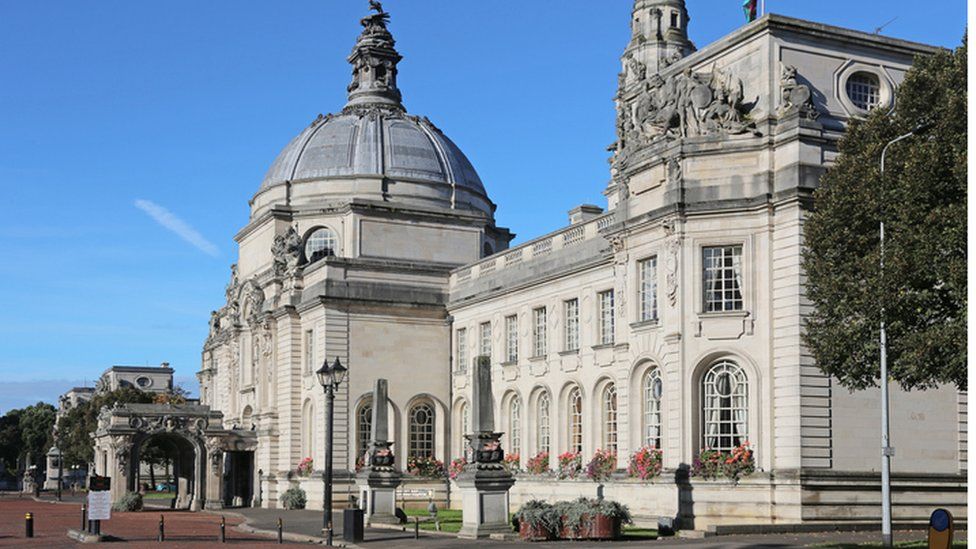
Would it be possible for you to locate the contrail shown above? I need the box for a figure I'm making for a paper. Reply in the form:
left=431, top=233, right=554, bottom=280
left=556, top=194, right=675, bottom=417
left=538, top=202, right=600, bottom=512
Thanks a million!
left=134, top=199, right=220, bottom=257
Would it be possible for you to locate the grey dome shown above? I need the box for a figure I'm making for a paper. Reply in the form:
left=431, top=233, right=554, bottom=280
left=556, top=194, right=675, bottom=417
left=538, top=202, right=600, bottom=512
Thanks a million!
left=258, top=110, right=492, bottom=214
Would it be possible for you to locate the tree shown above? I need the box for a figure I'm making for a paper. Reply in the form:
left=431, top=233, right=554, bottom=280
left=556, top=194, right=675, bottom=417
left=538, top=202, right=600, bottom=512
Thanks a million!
left=0, top=410, right=23, bottom=472
left=803, top=39, right=967, bottom=391
left=19, top=403, right=57, bottom=469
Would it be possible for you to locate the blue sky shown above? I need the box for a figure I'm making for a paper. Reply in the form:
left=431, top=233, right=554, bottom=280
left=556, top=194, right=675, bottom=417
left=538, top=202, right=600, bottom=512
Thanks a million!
left=0, top=1, right=965, bottom=412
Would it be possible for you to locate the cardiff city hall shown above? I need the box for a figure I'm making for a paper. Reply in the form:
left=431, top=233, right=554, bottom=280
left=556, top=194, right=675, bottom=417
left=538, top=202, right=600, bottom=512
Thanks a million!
left=87, top=0, right=965, bottom=533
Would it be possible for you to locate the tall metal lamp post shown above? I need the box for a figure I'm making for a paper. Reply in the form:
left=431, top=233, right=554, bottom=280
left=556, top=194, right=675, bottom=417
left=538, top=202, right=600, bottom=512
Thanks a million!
left=316, top=357, right=348, bottom=547
left=877, top=121, right=932, bottom=548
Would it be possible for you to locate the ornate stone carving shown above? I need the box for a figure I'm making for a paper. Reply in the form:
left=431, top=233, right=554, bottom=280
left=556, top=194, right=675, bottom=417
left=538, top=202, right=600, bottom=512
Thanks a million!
left=110, top=436, right=133, bottom=474
left=663, top=220, right=681, bottom=307
left=626, top=55, right=646, bottom=84
left=241, top=278, right=265, bottom=327
left=205, top=437, right=225, bottom=475
left=667, top=155, right=683, bottom=186
left=225, top=264, right=239, bottom=303
left=614, top=66, right=756, bottom=165
left=272, top=226, right=302, bottom=281
left=778, top=64, right=819, bottom=120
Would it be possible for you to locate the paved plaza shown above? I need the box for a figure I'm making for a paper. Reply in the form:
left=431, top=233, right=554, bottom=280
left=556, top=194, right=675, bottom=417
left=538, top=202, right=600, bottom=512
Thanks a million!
left=0, top=494, right=965, bottom=548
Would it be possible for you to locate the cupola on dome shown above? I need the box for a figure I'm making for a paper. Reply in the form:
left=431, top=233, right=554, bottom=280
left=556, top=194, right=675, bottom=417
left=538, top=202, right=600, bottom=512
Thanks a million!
left=254, top=2, right=494, bottom=217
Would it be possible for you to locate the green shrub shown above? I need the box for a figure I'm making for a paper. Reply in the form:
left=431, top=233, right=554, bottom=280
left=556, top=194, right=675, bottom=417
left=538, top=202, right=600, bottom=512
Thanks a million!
left=280, top=486, right=307, bottom=510
left=112, top=492, right=143, bottom=512
left=553, top=498, right=632, bottom=535
left=513, top=500, right=561, bottom=536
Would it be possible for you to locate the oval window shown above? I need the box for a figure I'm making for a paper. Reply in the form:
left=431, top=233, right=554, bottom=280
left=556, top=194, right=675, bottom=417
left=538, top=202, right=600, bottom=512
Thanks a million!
left=846, top=71, right=881, bottom=111
left=136, top=376, right=152, bottom=388
left=305, top=228, right=338, bottom=263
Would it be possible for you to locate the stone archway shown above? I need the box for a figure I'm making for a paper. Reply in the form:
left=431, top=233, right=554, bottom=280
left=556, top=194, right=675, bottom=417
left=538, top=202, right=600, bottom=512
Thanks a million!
left=92, top=403, right=256, bottom=511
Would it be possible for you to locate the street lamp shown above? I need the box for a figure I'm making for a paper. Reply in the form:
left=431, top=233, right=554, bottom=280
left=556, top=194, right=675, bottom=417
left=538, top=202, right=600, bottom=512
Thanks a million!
left=56, top=446, right=63, bottom=502
left=877, top=121, right=932, bottom=549
left=316, top=357, right=348, bottom=546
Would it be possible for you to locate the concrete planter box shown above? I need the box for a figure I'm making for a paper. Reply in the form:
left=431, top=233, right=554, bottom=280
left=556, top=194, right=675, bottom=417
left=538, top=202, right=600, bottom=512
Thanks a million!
left=559, top=514, right=622, bottom=540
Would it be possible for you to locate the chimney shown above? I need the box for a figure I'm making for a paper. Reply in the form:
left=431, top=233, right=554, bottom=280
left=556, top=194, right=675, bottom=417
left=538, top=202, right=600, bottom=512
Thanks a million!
left=568, top=204, right=605, bottom=225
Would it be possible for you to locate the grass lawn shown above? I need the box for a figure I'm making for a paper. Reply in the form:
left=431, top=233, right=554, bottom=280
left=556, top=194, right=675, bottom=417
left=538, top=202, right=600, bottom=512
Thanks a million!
left=404, top=508, right=463, bottom=533
left=142, top=492, right=176, bottom=500
left=621, top=527, right=659, bottom=540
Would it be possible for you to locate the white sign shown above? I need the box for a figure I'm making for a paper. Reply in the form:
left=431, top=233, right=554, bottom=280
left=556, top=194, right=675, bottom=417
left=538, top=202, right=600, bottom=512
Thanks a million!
left=87, top=490, right=112, bottom=521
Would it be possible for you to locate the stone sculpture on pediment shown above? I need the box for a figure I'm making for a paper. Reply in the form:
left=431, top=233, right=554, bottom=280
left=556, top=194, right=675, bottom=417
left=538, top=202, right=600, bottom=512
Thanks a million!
left=225, top=264, right=239, bottom=303
left=614, top=66, right=756, bottom=166
left=778, top=63, right=819, bottom=120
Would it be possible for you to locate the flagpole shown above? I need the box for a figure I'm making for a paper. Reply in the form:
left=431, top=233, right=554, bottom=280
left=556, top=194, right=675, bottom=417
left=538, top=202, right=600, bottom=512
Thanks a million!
left=761, top=0, right=765, bottom=16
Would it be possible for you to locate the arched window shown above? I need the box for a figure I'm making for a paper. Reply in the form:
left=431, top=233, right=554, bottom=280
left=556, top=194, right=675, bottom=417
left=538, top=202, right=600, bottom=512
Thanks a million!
left=702, top=360, right=749, bottom=453
left=357, top=401, right=373, bottom=463
left=537, top=392, right=551, bottom=455
left=602, top=383, right=618, bottom=453
left=409, top=402, right=436, bottom=459
left=458, top=401, right=470, bottom=460
left=642, top=368, right=663, bottom=449
left=305, top=227, right=338, bottom=263
left=509, top=397, right=521, bottom=457
left=568, top=386, right=583, bottom=454
left=301, top=399, right=316, bottom=459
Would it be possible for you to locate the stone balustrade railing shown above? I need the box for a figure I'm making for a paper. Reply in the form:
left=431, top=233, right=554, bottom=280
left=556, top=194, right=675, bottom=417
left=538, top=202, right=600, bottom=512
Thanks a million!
left=451, top=213, right=613, bottom=285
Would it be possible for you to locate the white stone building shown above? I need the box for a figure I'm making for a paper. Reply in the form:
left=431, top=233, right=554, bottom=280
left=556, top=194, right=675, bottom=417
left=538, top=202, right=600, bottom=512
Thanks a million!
left=198, top=1, right=966, bottom=528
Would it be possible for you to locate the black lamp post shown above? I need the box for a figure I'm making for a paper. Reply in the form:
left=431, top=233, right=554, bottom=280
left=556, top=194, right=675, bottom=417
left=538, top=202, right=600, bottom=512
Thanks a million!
left=316, top=357, right=347, bottom=546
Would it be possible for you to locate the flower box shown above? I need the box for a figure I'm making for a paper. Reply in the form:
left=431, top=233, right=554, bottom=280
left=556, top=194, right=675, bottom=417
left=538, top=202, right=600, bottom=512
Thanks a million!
left=559, top=514, right=621, bottom=540
left=518, top=521, right=555, bottom=541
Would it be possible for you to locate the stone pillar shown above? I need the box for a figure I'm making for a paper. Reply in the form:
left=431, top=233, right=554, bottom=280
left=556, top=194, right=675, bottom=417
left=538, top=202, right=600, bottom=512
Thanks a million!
left=204, top=437, right=225, bottom=510
left=457, top=358, right=515, bottom=539
left=357, top=379, right=402, bottom=525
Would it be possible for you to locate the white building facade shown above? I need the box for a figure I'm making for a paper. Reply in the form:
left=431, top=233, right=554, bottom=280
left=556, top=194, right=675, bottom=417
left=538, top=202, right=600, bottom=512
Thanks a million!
left=199, top=0, right=966, bottom=528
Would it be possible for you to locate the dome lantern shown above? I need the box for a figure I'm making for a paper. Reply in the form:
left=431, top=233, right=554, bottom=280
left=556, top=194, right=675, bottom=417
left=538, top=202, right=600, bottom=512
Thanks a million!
left=345, top=1, right=404, bottom=112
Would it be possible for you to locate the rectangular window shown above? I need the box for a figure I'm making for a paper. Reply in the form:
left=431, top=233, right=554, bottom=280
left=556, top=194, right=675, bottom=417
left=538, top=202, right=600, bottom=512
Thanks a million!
left=456, top=328, right=467, bottom=373
left=479, top=322, right=492, bottom=360
left=532, top=307, right=547, bottom=358
left=703, top=245, right=744, bottom=312
left=304, top=329, right=314, bottom=375
left=564, top=299, right=579, bottom=351
left=505, top=315, right=518, bottom=363
left=598, top=290, right=615, bottom=345
left=639, top=257, right=658, bottom=322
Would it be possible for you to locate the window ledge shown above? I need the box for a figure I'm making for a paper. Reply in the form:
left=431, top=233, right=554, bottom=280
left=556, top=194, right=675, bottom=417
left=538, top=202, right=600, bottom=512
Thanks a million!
left=698, top=310, right=750, bottom=319
left=591, top=343, right=615, bottom=350
left=528, top=355, right=546, bottom=362
left=558, top=349, right=580, bottom=356
left=501, top=361, right=518, bottom=367
left=630, top=319, right=660, bottom=330
left=452, top=370, right=468, bottom=376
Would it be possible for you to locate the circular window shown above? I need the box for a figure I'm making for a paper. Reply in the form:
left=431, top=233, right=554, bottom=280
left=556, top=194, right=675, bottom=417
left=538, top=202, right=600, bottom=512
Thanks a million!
left=304, top=228, right=337, bottom=263
left=846, top=71, right=882, bottom=111
left=136, top=376, right=152, bottom=389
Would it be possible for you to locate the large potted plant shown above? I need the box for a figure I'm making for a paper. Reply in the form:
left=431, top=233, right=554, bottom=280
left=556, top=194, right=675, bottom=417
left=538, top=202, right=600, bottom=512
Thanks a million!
left=513, top=500, right=560, bottom=541
left=554, top=498, right=631, bottom=540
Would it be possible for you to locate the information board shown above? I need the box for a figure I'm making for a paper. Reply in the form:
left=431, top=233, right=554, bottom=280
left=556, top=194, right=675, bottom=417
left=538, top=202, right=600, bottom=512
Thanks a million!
left=87, top=489, right=112, bottom=521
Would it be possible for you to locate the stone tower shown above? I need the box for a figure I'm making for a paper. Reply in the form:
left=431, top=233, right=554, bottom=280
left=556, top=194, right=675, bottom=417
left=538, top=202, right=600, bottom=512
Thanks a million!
left=622, top=0, right=695, bottom=83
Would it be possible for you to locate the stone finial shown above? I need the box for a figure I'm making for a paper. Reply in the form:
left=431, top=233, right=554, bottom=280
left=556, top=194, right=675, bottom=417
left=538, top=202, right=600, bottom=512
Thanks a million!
left=345, top=1, right=404, bottom=111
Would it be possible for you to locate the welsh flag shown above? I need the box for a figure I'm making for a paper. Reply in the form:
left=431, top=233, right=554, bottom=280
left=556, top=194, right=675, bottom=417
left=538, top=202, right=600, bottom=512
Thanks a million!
left=742, top=0, right=758, bottom=22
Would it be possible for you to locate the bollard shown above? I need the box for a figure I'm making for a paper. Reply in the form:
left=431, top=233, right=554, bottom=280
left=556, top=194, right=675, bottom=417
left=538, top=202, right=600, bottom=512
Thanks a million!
left=414, top=516, right=420, bottom=539
left=25, top=512, right=34, bottom=538
left=158, top=514, right=165, bottom=542
left=277, top=517, right=283, bottom=544
left=219, top=516, right=225, bottom=543
left=81, top=504, right=87, bottom=531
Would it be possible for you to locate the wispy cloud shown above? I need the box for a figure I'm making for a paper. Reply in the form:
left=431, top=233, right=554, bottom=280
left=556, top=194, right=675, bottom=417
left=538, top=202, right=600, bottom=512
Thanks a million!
left=134, top=199, right=220, bottom=257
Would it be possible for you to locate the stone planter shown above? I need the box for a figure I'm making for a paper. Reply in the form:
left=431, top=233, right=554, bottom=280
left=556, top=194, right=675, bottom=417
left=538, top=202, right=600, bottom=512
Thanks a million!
left=518, top=521, right=555, bottom=541
left=560, top=514, right=621, bottom=540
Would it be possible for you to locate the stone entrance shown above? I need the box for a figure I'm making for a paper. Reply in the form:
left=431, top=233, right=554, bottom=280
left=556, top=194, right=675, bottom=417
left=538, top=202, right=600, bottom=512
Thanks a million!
left=92, top=403, right=256, bottom=511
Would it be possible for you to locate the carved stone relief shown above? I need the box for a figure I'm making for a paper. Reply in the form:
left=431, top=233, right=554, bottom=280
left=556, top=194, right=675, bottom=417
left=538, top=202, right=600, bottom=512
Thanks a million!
left=272, top=225, right=303, bottom=287
left=663, top=220, right=681, bottom=307
left=778, top=63, right=819, bottom=120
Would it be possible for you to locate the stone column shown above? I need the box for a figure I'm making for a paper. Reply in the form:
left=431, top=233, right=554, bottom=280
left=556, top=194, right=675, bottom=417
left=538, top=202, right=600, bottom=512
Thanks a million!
left=457, top=358, right=515, bottom=539
left=357, top=379, right=402, bottom=525
left=204, top=437, right=225, bottom=510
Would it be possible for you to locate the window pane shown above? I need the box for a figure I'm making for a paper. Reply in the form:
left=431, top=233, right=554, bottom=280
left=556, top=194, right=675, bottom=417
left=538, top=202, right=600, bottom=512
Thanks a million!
left=565, top=299, right=579, bottom=351
left=639, top=257, right=658, bottom=322
left=702, top=246, right=743, bottom=312
left=305, top=228, right=337, bottom=262
left=409, top=403, right=436, bottom=459
left=479, top=322, right=492, bottom=360
left=456, top=328, right=467, bottom=373
left=603, top=384, right=618, bottom=454
left=702, top=361, right=748, bottom=453
left=642, top=369, right=662, bottom=448
left=599, top=290, right=615, bottom=345
left=357, top=403, right=373, bottom=461
left=510, top=397, right=521, bottom=457
left=537, top=393, right=551, bottom=455
left=505, top=315, right=518, bottom=363
left=532, top=307, right=547, bottom=357
left=569, top=387, right=583, bottom=453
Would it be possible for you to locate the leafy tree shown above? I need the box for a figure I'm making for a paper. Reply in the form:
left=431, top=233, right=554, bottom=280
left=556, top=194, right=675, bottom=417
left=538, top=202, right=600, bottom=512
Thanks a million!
left=19, top=403, right=57, bottom=469
left=803, top=39, right=966, bottom=391
left=0, top=410, right=23, bottom=472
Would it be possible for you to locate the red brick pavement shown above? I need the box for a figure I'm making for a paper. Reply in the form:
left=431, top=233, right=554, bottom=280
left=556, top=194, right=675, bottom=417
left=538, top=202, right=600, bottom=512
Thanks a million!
left=0, top=498, right=291, bottom=547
